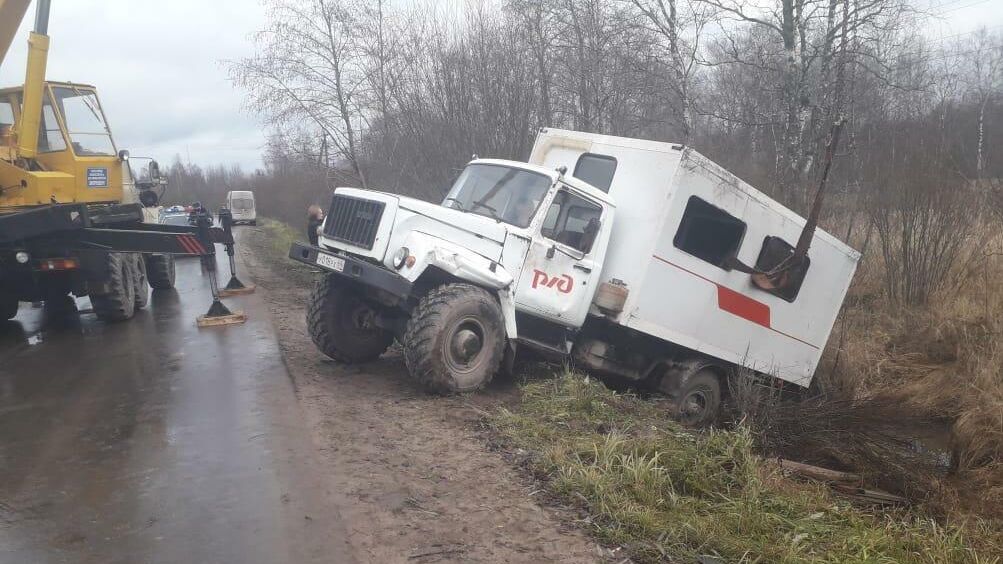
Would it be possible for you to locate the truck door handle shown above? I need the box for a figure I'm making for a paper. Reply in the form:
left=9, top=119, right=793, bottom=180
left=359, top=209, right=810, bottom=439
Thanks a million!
left=573, top=264, right=592, bottom=273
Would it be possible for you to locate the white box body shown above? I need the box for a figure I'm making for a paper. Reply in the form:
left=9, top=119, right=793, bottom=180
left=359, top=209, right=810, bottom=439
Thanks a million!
left=530, top=129, right=859, bottom=386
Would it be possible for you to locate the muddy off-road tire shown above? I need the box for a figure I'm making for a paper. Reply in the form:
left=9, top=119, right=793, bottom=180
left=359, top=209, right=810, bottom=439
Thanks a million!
left=90, top=253, right=137, bottom=322
left=674, top=369, right=722, bottom=427
left=145, top=253, right=176, bottom=290
left=403, top=283, right=506, bottom=394
left=133, top=254, right=150, bottom=309
left=0, top=292, right=17, bottom=320
left=307, top=274, right=393, bottom=363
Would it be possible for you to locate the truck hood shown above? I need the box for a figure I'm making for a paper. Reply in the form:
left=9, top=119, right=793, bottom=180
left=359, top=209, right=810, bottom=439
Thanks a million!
left=319, top=188, right=510, bottom=265
left=394, top=196, right=508, bottom=244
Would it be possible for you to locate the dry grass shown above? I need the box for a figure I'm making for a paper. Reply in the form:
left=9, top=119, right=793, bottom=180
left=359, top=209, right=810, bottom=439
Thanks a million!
left=811, top=218, right=1003, bottom=522
left=492, top=371, right=1002, bottom=563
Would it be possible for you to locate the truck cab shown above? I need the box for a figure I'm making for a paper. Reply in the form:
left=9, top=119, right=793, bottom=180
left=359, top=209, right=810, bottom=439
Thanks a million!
left=0, top=81, right=127, bottom=208
left=291, top=157, right=616, bottom=391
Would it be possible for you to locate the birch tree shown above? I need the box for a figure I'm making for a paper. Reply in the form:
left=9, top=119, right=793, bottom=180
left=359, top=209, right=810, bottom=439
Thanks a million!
left=229, top=0, right=370, bottom=188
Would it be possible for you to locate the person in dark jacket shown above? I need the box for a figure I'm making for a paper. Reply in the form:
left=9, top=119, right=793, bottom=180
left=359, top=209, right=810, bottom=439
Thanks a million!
left=307, top=205, right=324, bottom=246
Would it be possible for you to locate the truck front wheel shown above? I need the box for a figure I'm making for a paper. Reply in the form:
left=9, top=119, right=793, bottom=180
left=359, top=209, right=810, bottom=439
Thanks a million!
left=403, top=283, right=505, bottom=394
left=307, top=274, right=393, bottom=363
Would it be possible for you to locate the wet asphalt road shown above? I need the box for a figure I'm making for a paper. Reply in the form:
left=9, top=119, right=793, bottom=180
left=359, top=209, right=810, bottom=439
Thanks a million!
left=0, top=251, right=355, bottom=563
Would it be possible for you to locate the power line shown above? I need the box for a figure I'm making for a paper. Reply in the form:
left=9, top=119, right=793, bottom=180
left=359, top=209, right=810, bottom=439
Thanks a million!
left=936, top=0, right=994, bottom=15
left=925, top=24, right=1003, bottom=45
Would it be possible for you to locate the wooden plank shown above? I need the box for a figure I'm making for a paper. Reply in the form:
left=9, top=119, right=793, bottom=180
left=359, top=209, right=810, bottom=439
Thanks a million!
left=831, top=484, right=908, bottom=506
left=196, top=311, right=247, bottom=328
left=777, top=459, right=862, bottom=484
left=218, top=285, right=256, bottom=297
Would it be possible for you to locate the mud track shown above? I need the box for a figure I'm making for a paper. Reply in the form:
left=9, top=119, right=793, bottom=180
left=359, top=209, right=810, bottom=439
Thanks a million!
left=238, top=226, right=602, bottom=563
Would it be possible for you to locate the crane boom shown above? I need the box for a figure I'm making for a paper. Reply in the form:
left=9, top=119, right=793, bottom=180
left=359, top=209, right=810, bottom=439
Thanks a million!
left=17, top=0, right=51, bottom=158
left=0, top=0, right=32, bottom=68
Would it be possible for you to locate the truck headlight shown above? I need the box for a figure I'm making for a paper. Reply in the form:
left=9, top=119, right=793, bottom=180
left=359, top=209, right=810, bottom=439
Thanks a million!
left=393, top=247, right=410, bottom=270
left=15, top=251, right=30, bottom=264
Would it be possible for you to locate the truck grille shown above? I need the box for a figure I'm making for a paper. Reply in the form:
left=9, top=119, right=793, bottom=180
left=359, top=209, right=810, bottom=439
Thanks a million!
left=324, top=194, right=385, bottom=250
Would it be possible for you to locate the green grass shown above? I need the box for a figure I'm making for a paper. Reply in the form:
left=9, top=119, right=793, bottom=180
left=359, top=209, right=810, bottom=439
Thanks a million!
left=258, top=217, right=302, bottom=258
left=254, top=218, right=318, bottom=286
left=491, top=370, right=1001, bottom=563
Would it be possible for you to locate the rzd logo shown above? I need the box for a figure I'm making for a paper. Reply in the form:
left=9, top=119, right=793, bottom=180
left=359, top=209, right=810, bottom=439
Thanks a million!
left=531, top=269, right=574, bottom=294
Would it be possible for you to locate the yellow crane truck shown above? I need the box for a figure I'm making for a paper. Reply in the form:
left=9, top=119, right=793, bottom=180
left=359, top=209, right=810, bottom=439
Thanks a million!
left=1, top=0, right=231, bottom=321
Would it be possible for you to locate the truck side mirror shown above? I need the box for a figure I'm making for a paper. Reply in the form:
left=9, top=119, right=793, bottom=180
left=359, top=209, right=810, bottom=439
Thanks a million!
left=139, top=189, right=159, bottom=207
left=580, top=217, right=601, bottom=254
left=546, top=245, right=556, bottom=259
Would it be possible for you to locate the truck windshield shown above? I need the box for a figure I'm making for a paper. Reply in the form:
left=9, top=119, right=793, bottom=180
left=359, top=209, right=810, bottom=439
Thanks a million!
left=231, top=198, right=253, bottom=210
left=443, top=163, right=551, bottom=227
left=51, top=86, right=115, bottom=156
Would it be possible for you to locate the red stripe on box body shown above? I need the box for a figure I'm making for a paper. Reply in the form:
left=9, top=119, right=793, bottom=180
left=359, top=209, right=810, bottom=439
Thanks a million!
left=716, top=284, right=770, bottom=327
left=651, top=254, right=819, bottom=349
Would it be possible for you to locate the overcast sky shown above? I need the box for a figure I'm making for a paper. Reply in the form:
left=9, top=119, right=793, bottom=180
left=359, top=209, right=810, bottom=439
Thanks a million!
left=0, top=0, right=999, bottom=173
left=0, top=0, right=268, bottom=171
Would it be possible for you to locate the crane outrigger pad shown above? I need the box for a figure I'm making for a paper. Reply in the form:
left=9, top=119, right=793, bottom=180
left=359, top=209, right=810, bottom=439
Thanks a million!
left=218, top=284, right=256, bottom=298
left=197, top=311, right=247, bottom=327
left=196, top=296, right=246, bottom=328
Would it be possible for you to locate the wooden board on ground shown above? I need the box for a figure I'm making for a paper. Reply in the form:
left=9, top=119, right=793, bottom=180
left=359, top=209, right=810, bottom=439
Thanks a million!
left=197, top=311, right=247, bottom=327
left=219, top=285, right=256, bottom=297
left=777, top=458, right=862, bottom=484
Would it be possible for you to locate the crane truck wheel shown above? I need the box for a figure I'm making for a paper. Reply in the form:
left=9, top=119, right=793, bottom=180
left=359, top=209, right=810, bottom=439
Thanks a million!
left=1, top=292, right=18, bottom=321
left=90, top=253, right=137, bottom=322
left=673, top=369, right=722, bottom=427
left=144, top=254, right=176, bottom=290
left=403, top=283, right=505, bottom=394
left=132, top=254, right=149, bottom=309
left=306, top=274, right=393, bottom=363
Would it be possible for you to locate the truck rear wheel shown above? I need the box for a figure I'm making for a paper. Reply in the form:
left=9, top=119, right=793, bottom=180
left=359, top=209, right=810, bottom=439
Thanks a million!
left=307, top=274, right=393, bottom=363
left=145, top=254, right=176, bottom=290
left=403, top=283, right=505, bottom=394
left=1, top=292, right=17, bottom=320
left=674, top=369, right=722, bottom=427
left=90, top=253, right=136, bottom=322
left=133, top=254, right=149, bottom=309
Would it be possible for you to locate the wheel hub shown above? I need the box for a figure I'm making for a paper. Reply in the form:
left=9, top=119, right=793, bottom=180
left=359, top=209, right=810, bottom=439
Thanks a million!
left=682, top=391, right=707, bottom=418
left=450, top=328, right=483, bottom=364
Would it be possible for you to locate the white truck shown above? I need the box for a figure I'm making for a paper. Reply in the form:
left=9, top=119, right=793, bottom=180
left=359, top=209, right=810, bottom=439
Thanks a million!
left=289, top=128, right=859, bottom=424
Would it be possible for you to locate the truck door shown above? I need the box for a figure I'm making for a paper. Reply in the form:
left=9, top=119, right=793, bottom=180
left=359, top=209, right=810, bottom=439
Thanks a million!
left=514, top=188, right=605, bottom=327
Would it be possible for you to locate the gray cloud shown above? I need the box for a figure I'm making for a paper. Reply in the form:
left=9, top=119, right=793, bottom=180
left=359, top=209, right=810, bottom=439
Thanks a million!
left=1, top=0, right=997, bottom=172
left=0, top=0, right=267, bottom=171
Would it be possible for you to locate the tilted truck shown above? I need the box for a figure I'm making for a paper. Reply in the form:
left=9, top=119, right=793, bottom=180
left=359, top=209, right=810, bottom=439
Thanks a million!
left=290, top=128, right=859, bottom=424
left=1, top=0, right=229, bottom=322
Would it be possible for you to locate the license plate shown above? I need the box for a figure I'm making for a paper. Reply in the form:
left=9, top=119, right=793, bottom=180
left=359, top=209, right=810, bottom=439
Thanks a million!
left=316, top=252, right=345, bottom=272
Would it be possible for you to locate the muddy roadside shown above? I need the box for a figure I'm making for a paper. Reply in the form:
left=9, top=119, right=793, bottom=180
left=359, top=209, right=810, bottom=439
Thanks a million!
left=234, top=224, right=606, bottom=564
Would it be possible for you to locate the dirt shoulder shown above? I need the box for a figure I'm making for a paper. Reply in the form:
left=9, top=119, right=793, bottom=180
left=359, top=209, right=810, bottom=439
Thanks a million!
left=235, top=223, right=603, bottom=564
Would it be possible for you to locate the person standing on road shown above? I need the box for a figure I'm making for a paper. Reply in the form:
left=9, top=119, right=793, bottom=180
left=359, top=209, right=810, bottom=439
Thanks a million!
left=307, top=205, right=324, bottom=246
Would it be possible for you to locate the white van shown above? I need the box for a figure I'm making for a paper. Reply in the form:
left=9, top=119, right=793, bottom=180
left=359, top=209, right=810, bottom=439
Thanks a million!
left=226, top=190, right=256, bottom=225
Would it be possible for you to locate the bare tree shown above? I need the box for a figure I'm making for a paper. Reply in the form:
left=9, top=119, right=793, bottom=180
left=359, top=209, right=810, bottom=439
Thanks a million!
left=631, top=0, right=713, bottom=142
left=961, top=30, right=1002, bottom=180
left=229, top=0, right=370, bottom=188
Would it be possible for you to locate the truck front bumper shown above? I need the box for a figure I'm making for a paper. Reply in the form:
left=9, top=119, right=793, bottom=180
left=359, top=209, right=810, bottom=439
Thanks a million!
left=288, top=242, right=412, bottom=301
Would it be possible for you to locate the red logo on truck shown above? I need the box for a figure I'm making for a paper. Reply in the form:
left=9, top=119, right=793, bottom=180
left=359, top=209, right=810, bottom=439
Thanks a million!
left=531, top=269, right=574, bottom=294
